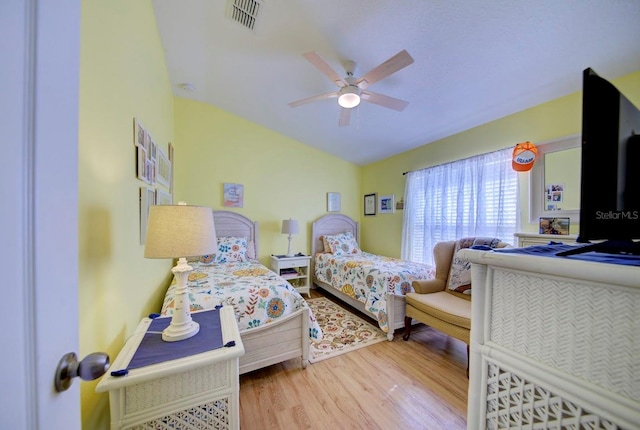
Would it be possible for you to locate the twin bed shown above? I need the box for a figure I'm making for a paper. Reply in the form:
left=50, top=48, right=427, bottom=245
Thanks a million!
left=160, top=210, right=321, bottom=374
left=311, top=214, right=435, bottom=341
left=159, top=210, right=434, bottom=375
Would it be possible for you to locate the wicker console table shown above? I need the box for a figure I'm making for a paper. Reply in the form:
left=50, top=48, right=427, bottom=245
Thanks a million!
left=96, top=306, right=244, bottom=430
left=460, top=249, right=640, bottom=429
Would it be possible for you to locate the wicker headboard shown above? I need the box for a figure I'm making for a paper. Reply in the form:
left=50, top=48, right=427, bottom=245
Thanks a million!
left=212, top=210, right=259, bottom=258
left=311, top=214, right=360, bottom=255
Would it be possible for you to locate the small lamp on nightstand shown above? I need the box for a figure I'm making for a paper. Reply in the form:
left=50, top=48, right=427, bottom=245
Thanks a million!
left=281, top=218, right=299, bottom=257
left=144, top=204, right=217, bottom=342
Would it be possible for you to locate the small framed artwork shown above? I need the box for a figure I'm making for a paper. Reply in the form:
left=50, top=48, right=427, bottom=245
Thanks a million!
left=156, top=146, right=171, bottom=189
left=539, top=217, right=570, bottom=235
left=134, top=118, right=146, bottom=147
left=156, top=188, right=172, bottom=205
left=168, top=143, right=174, bottom=194
left=327, top=192, right=341, bottom=212
left=136, top=146, right=147, bottom=182
left=145, top=159, right=155, bottom=185
left=364, top=193, right=377, bottom=216
left=140, top=186, right=156, bottom=245
left=379, top=194, right=395, bottom=214
left=223, top=183, right=244, bottom=208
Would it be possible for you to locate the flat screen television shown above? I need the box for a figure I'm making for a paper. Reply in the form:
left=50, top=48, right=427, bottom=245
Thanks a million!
left=558, top=68, right=640, bottom=256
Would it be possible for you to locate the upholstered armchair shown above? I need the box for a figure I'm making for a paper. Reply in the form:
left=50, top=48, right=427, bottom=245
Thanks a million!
left=403, top=238, right=509, bottom=376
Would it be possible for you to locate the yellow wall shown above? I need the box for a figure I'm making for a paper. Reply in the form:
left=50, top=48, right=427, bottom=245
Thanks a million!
left=361, top=70, right=640, bottom=257
left=78, top=1, right=175, bottom=428
left=78, top=3, right=360, bottom=428
left=173, top=98, right=361, bottom=263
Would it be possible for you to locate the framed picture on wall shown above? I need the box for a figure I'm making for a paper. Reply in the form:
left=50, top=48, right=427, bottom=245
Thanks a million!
left=379, top=194, right=395, bottom=214
left=136, top=146, right=147, bottom=182
left=364, top=193, right=377, bottom=216
left=327, top=192, right=341, bottom=212
left=156, top=188, right=172, bottom=205
left=134, top=118, right=146, bottom=148
left=223, top=183, right=244, bottom=208
left=168, top=143, right=174, bottom=194
left=140, top=186, right=156, bottom=245
left=156, top=146, right=171, bottom=188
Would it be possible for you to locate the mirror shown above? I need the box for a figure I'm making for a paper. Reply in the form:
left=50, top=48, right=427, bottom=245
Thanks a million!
left=529, top=134, right=581, bottom=224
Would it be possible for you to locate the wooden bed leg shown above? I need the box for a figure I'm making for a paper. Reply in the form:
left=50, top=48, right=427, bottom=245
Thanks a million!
left=402, top=316, right=412, bottom=341
left=302, top=359, right=309, bottom=369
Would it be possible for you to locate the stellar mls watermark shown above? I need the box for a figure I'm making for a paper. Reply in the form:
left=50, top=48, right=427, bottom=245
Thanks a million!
left=595, top=210, right=639, bottom=220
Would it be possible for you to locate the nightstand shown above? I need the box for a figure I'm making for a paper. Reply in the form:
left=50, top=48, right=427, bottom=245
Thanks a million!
left=96, top=306, right=244, bottom=430
left=270, top=255, right=312, bottom=297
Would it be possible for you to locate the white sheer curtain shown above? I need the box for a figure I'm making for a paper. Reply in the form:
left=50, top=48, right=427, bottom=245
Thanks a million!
left=401, top=147, right=520, bottom=265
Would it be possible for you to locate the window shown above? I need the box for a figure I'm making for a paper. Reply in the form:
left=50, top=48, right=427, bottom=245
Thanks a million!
left=401, top=147, right=519, bottom=265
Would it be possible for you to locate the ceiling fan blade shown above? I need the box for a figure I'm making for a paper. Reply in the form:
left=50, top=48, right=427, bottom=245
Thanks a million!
left=356, top=49, right=414, bottom=89
left=302, top=51, right=347, bottom=87
left=338, top=107, right=351, bottom=127
left=361, top=91, right=409, bottom=112
left=288, top=91, right=338, bottom=108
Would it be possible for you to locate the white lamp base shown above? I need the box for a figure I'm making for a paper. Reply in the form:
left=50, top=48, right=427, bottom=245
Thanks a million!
left=163, top=257, right=200, bottom=342
left=162, top=320, right=200, bottom=342
left=286, top=234, right=294, bottom=257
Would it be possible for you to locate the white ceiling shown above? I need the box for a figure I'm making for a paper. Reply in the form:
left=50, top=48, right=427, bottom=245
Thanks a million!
left=152, top=0, right=640, bottom=166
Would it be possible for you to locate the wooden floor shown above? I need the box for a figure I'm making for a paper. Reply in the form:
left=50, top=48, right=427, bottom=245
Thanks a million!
left=239, top=289, right=469, bottom=430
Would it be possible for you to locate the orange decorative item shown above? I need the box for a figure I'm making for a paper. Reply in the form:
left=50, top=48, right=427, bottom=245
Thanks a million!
left=512, top=141, right=538, bottom=172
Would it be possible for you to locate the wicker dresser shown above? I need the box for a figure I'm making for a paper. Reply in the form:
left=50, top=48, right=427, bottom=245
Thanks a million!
left=460, top=249, right=640, bottom=429
left=96, top=306, right=244, bottom=430
left=514, top=232, right=578, bottom=247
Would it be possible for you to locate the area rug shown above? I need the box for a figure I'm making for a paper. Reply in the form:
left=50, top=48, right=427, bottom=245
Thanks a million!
left=307, top=297, right=387, bottom=363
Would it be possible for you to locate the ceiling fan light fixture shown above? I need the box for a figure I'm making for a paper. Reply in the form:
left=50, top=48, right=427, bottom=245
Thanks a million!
left=338, top=86, right=361, bottom=108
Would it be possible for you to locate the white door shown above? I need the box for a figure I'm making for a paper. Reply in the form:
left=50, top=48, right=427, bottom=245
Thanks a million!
left=1, top=1, right=82, bottom=428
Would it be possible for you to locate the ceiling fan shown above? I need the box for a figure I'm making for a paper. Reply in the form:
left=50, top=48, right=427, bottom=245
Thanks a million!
left=288, top=49, right=414, bottom=126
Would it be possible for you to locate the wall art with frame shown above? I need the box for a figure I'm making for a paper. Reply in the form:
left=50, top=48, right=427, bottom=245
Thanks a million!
left=133, top=117, right=156, bottom=185
left=139, top=186, right=156, bottom=245
left=156, top=188, right=172, bottom=206
left=156, top=146, right=171, bottom=189
left=223, top=183, right=244, bottom=208
left=364, top=193, right=377, bottom=216
left=378, top=194, right=395, bottom=214
left=327, top=192, right=341, bottom=212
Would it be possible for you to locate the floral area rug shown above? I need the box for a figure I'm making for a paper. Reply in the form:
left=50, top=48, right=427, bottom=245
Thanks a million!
left=307, top=297, right=387, bottom=363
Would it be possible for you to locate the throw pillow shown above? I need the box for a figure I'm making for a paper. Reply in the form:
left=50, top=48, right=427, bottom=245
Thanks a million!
left=447, top=237, right=502, bottom=294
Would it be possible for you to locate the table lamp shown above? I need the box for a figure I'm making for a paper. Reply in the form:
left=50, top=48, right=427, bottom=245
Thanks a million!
left=281, top=218, right=299, bottom=257
left=144, top=204, right=217, bottom=341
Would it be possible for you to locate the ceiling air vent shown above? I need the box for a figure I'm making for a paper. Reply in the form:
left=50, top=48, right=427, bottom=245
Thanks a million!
left=226, top=0, right=263, bottom=31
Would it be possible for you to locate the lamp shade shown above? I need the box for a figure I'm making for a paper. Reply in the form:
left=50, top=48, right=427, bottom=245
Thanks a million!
left=144, top=205, right=217, bottom=258
left=281, top=219, right=299, bottom=235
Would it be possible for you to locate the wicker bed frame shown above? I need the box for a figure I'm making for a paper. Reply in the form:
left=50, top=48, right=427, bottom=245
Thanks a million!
left=310, top=214, right=407, bottom=341
left=212, top=210, right=309, bottom=374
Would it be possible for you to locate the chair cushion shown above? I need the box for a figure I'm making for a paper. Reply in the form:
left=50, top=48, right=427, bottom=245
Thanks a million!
left=447, top=237, right=503, bottom=294
left=405, top=291, right=471, bottom=329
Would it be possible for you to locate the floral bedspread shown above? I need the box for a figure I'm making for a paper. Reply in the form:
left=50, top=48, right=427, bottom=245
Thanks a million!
left=160, top=261, right=322, bottom=340
left=314, top=252, right=435, bottom=333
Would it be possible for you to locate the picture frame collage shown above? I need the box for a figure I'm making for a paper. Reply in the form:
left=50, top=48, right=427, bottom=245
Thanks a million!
left=134, top=117, right=173, bottom=244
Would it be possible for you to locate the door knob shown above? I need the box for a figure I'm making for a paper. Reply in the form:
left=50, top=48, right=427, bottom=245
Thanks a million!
left=54, top=352, right=110, bottom=392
